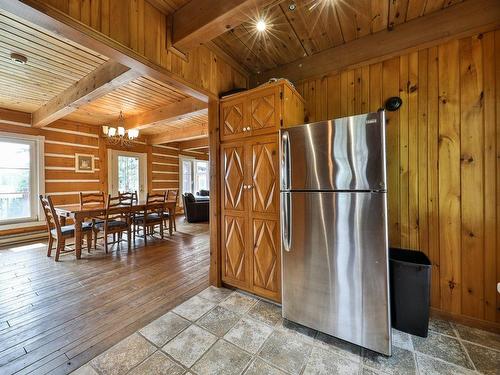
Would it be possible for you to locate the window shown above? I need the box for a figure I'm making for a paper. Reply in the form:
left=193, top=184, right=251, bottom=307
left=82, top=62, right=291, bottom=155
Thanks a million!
left=118, top=155, right=140, bottom=193
left=180, top=158, right=209, bottom=195
left=0, top=135, right=43, bottom=225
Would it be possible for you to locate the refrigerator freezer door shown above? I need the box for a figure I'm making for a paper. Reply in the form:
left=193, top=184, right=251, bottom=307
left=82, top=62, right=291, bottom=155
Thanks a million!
left=280, top=112, right=386, bottom=192
left=281, top=191, right=391, bottom=355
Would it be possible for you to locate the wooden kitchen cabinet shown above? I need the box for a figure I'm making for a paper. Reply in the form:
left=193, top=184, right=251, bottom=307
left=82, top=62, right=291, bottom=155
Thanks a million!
left=220, top=82, right=304, bottom=302
left=220, top=80, right=304, bottom=142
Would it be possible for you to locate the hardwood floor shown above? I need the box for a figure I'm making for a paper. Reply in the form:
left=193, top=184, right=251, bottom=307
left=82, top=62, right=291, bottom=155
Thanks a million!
left=0, top=220, right=210, bottom=375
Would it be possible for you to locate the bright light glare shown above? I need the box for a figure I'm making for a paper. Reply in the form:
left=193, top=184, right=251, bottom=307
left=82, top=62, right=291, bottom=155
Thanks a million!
left=256, top=19, right=267, bottom=32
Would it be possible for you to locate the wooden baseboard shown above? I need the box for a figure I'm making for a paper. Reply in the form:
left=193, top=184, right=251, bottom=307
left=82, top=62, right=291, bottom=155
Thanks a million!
left=430, top=308, right=500, bottom=334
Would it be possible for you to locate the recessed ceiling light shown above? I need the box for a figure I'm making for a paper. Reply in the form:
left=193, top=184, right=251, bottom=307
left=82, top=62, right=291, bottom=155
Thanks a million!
left=256, top=19, right=267, bottom=32
left=288, top=2, right=297, bottom=11
left=10, top=53, right=27, bottom=65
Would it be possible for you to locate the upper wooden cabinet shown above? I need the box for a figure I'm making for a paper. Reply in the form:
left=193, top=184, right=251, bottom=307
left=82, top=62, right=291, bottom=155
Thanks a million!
left=220, top=81, right=304, bottom=142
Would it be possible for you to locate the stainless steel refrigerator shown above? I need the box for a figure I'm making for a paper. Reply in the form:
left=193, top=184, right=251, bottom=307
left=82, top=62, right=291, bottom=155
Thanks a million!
left=280, top=111, right=391, bottom=356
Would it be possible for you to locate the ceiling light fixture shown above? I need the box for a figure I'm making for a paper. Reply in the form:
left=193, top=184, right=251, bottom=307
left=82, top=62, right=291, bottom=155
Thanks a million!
left=102, top=111, right=139, bottom=147
left=10, top=53, right=27, bottom=65
left=256, top=19, right=267, bottom=32
left=288, top=2, right=297, bottom=11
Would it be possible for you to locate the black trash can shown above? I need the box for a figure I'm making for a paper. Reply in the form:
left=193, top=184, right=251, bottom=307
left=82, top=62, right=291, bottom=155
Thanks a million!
left=389, top=248, right=432, bottom=337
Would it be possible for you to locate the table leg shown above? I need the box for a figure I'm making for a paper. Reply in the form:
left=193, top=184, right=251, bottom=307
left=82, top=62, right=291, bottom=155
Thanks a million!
left=169, top=208, right=173, bottom=236
left=75, top=218, right=82, bottom=259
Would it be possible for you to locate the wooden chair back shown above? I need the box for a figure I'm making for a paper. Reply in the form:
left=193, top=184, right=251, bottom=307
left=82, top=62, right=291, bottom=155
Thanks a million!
left=166, top=189, right=179, bottom=203
left=80, top=192, right=105, bottom=208
left=119, top=191, right=138, bottom=205
left=145, top=192, right=166, bottom=217
left=39, top=195, right=62, bottom=238
left=105, top=195, right=132, bottom=225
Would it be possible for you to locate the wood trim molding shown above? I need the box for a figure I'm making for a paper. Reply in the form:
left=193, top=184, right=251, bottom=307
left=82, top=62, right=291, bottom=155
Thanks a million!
left=118, top=97, right=208, bottom=131
left=148, top=123, right=208, bottom=144
left=430, top=308, right=500, bottom=335
left=251, top=0, right=500, bottom=85
left=32, top=61, right=140, bottom=128
left=0, top=0, right=213, bottom=102
left=208, top=98, right=221, bottom=286
left=171, top=0, right=280, bottom=52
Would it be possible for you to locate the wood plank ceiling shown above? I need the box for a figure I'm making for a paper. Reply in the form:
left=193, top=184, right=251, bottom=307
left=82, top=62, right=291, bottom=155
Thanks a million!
left=65, top=76, right=191, bottom=125
left=0, top=9, right=107, bottom=113
left=212, top=0, right=466, bottom=74
left=0, top=6, right=208, bottom=143
left=140, top=109, right=208, bottom=135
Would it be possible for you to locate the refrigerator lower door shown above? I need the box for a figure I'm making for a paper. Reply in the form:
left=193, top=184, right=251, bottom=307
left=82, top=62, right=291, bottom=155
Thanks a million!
left=281, top=191, right=391, bottom=355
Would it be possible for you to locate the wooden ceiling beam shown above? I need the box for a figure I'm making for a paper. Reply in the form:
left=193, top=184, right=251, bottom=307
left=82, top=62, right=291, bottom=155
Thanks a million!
left=171, top=0, right=280, bottom=52
left=251, top=0, right=500, bottom=85
left=149, top=123, right=208, bottom=144
left=178, top=137, right=208, bottom=151
left=32, top=60, right=140, bottom=128
left=118, top=97, right=208, bottom=131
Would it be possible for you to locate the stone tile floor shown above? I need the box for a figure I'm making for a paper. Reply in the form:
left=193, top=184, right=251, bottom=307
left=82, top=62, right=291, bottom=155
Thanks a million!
left=73, top=287, right=500, bottom=375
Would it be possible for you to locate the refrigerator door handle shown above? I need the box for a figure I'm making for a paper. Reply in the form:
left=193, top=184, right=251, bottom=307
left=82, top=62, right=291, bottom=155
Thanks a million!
left=281, top=192, right=292, bottom=252
left=281, top=131, right=291, bottom=190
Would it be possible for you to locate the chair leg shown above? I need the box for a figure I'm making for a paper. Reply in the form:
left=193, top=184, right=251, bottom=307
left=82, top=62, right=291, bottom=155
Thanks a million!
left=173, top=213, right=176, bottom=231
left=55, top=239, right=65, bottom=262
left=93, top=229, right=98, bottom=249
left=144, top=225, right=148, bottom=246
left=104, top=232, right=108, bottom=254
left=160, top=221, right=164, bottom=239
left=127, top=230, right=131, bottom=252
left=47, top=236, right=54, bottom=257
left=86, top=232, right=92, bottom=253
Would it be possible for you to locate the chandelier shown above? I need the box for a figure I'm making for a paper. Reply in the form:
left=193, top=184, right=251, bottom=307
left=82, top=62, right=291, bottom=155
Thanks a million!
left=102, top=111, right=139, bottom=147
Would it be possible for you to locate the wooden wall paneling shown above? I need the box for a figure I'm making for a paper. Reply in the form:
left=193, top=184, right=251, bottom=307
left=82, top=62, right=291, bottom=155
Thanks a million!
left=438, top=39, right=461, bottom=315
left=427, top=45, right=441, bottom=309
left=408, top=52, right=419, bottom=250
left=399, top=54, right=410, bottom=249
left=459, top=35, right=484, bottom=319
left=291, top=31, right=499, bottom=327
left=383, top=58, right=401, bottom=248
left=495, top=30, right=500, bottom=323
left=417, top=48, right=430, bottom=294
left=327, top=74, right=341, bottom=119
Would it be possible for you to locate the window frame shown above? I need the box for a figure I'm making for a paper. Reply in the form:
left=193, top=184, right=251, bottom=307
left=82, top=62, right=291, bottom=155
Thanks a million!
left=0, top=132, right=45, bottom=226
left=179, top=156, right=210, bottom=200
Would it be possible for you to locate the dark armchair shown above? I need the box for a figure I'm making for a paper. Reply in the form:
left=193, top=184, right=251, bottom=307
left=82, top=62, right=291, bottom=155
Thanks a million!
left=182, top=193, right=209, bottom=223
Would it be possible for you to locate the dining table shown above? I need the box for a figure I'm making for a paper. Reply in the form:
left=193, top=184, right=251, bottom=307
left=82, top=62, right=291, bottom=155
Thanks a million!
left=54, top=200, right=177, bottom=259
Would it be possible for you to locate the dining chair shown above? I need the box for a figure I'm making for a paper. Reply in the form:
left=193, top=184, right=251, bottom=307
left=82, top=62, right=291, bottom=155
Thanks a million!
left=133, top=192, right=166, bottom=245
left=79, top=192, right=105, bottom=249
left=165, top=189, right=179, bottom=232
left=119, top=191, right=138, bottom=242
left=40, top=195, right=93, bottom=261
left=94, top=195, right=133, bottom=253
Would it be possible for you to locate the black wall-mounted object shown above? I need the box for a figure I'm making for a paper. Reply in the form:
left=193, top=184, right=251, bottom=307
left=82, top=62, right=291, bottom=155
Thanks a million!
left=384, top=96, right=403, bottom=112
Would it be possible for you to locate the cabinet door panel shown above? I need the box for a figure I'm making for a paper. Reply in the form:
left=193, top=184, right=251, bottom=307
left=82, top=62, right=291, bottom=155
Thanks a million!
left=222, top=215, right=248, bottom=285
left=252, top=140, right=278, bottom=214
left=221, top=99, right=245, bottom=141
left=249, top=87, right=281, bottom=136
left=253, top=218, right=280, bottom=299
left=222, top=145, right=245, bottom=211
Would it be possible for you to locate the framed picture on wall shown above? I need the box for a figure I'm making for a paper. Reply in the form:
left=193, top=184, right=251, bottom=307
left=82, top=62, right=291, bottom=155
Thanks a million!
left=75, top=153, right=94, bottom=173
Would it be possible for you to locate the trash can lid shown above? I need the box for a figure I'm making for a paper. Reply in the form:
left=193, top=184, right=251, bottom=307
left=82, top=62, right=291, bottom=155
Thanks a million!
left=389, top=248, right=431, bottom=266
